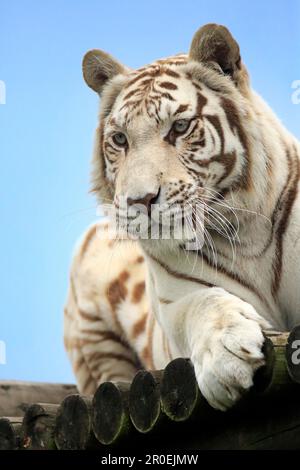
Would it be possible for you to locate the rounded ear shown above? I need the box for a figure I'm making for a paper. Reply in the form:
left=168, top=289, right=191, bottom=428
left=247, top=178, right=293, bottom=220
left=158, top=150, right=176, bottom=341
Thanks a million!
left=189, top=23, right=241, bottom=79
left=82, top=49, right=127, bottom=94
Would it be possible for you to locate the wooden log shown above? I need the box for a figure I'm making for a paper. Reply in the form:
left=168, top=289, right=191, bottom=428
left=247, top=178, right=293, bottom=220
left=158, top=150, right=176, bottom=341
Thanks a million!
left=129, top=370, right=164, bottom=433
left=54, top=394, right=99, bottom=450
left=0, top=381, right=77, bottom=417
left=92, top=382, right=134, bottom=445
left=252, top=333, right=292, bottom=394
left=0, top=417, right=23, bottom=450
left=160, top=358, right=203, bottom=422
left=0, top=330, right=297, bottom=450
left=22, top=403, right=58, bottom=450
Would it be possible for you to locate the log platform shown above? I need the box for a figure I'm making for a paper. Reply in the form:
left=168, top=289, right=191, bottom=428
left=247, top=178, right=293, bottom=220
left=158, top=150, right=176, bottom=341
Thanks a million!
left=1, top=328, right=300, bottom=450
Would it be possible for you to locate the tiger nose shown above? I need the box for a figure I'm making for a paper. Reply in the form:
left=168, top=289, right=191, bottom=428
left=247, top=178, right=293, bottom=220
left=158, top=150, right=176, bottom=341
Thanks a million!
left=127, top=191, right=160, bottom=213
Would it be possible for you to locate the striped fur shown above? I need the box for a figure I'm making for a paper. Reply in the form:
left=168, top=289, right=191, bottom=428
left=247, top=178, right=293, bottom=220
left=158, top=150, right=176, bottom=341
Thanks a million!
left=65, top=24, right=300, bottom=410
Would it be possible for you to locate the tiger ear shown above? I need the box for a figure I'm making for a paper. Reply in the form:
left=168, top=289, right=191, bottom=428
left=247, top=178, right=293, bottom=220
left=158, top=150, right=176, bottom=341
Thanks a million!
left=82, top=49, right=127, bottom=94
left=189, top=24, right=241, bottom=79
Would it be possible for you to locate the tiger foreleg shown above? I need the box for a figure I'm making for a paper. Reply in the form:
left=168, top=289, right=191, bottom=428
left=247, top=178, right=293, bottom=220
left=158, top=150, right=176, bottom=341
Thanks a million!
left=157, top=287, right=270, bottom=410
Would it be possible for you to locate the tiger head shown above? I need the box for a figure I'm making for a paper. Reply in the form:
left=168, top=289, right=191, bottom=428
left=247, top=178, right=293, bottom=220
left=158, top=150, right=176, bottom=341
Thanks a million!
left=83, top=24, right=255, bottom=246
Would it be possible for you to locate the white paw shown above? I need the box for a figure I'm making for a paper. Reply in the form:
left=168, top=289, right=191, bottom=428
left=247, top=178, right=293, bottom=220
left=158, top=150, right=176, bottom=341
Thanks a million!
left=191, top=299, right=269, bottom=411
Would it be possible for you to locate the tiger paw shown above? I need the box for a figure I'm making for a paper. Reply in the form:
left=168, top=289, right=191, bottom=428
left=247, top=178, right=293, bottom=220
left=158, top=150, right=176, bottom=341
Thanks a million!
left=191, top=299, right=269, bottom=411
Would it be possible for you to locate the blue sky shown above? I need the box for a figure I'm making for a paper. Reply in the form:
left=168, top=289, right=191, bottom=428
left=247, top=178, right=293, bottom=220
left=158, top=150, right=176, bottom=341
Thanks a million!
left=0, top=0, right=299, bottom=383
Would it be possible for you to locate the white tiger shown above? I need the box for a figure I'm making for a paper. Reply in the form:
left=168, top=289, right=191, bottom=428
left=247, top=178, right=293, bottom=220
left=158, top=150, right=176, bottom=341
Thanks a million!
left=64, top=24, right=300, bottom=410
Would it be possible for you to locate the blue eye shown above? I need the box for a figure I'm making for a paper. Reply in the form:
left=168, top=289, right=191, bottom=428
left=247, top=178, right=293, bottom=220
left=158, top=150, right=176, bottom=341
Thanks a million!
left=112, top=132, right=127, bottom=147
left=172, top=119, right=190, bottom=134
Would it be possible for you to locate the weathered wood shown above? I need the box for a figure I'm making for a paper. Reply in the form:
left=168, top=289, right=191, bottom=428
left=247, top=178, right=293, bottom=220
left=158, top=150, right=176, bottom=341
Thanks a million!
left=251, top=334, right=291, bottom=393
left=0, top=330, right=299, bottom=450
left=22, top=403, right=58, bottom=450
left=92, top=382, right=134, bottom=445
left=160, top=358, right=202, bottom=422
left=129, top=370, right=164, bottom=433
left=0, top=381, right=77, bottom=417
left=0, top=417, right=23, bottom=450
left=54, top=394, right=99, bottom=450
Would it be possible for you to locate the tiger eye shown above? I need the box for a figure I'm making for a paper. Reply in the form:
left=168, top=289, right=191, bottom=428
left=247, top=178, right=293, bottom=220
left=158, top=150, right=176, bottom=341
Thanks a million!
left=112, top=132, right=127, bottom=147
left=172, top=119, right=190, bottom=134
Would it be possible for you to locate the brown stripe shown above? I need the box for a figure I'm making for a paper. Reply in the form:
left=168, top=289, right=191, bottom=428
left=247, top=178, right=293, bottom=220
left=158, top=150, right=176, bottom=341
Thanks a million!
left=123, top=88, right=140, bottom=100
left=132, top=312, right=148, bottom=339
left=161, top=92, right=175, bottom=101
left=192, top=81, right=202, bottom=91
left=220, top=97, right=251, bottom=190
left=164, top=69, right=180, bottom=78
left=86, top=351, right=138, bottom=369
left=139, top=78, right=154, bottom=88
left=125, top=69, right=160, bottom=89
left=183, top=121, right=199, bottom=140
left=67, top=334, right=130, bottom=348
left=125, top=71, right=151, bottom=88
left=131, top=281, right=146, bottom=303
left=106, top=270, right=129, bottom=312
left=205, top=114, right=224, bottom=153
left=215, top=152, right=237, bottom=185
left=79, top=328, right=107, bottom=336
left=174, top=103, right=189, bottom=115
left=272, top=147, right=300, bottom=296
left=106, top=270, right=130, bottom=331
left=146, top=252, right=215, bottom=288
left=120, top=99, right=140, bottom=111
left=200, top=250, right=272, bottom=311
left=158, top=81, right=178, bottom=90
left=196, top=92, right=207, bottom=116
left=98, top=330, right=132, bottom=349
left=78, top=309, right=101, bottom=322
left=158, top=297, right=173, bottom=304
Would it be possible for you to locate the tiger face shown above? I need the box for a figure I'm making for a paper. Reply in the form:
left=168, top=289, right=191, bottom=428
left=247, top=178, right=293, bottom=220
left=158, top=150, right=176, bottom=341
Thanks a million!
left=83, top=24, right=251, bottom=244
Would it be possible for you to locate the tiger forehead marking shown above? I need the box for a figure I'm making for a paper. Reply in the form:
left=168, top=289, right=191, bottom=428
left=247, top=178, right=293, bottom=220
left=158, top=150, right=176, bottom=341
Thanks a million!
left=112, top=55, right=201, bottom=127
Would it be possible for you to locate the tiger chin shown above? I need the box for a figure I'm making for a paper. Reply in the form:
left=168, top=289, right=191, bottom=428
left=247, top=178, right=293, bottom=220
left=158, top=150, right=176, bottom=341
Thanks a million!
left=64, top=24, right=300, bottom=411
